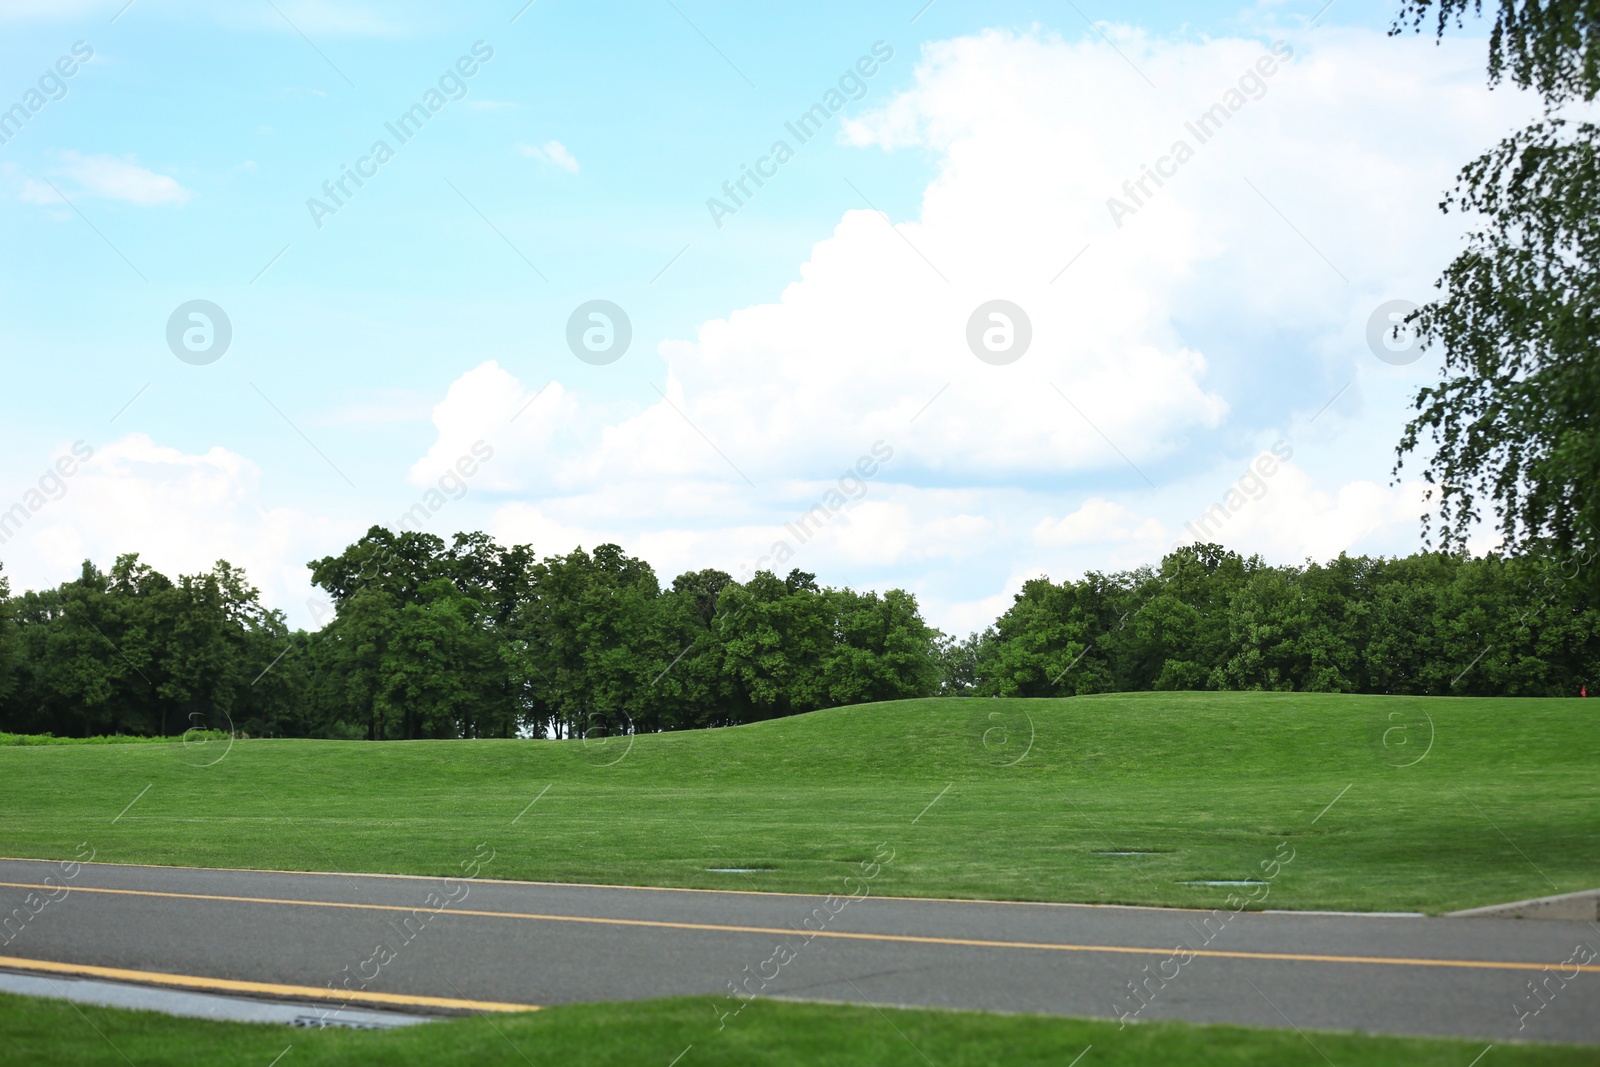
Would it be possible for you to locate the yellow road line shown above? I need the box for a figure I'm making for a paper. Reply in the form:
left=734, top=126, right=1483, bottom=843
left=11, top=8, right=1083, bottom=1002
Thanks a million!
left=0, top=953, right=539, bottom=1013
left=1, top=880, right=1593, bottom=975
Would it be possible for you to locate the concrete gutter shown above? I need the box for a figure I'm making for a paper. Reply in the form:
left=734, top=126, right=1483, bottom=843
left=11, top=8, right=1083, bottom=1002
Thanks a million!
left=1447, top=888, right=1600, bottom=921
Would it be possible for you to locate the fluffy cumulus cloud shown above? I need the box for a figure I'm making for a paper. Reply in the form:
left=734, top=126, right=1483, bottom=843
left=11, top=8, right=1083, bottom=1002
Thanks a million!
left=416, top=25, right=1535, bottom=630
left=1, top=435, right=339, bottom=624
left=1187, top=459, right=1433, bottom=563
left=1035, top=498, right=1167, bottom=549
left=1, top=20, right=1528, bottom=641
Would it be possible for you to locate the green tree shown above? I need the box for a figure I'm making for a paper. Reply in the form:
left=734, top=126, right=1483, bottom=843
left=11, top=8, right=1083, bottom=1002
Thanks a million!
left=308, top=529, right=527, bottom=739
left=309, top=588, right=402, bottom=740
left=1359, top=553, right=1458, bottom=693
left=441, top=532, right=536, bottom=737
left=505, top=544, right=664, bottom=739
left=1394, top=1, right=1600, bottom=578
left=713, top=570, right=833, bottom=720
left=935, top=630, right=986, bottom=696
left=308, top=527, right=453, bottom=606
left=28, top=560, right=156, bottom=736
left=148, top=561, right=292, bottom=737
left=0, top=565, right=16, bottom=712
left=1217, top=560, right=1360, bottom=693
left=646, top=569, right=740, bottom=730
left=0, top=556, right=310, bottom=739
left=1099, top=545, right=1258, bottom=691
left=821, top=587, right=941, bottom=706
left=974, top=575, right=1118, bottom=697
left=383, top=578, right=495, bottom=738
left=1394, top=2, right=1600, bottom=105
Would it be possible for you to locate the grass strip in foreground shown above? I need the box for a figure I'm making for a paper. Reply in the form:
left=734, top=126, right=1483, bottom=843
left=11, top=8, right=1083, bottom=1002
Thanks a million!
left=0, top=991, right=1592, bottom=1066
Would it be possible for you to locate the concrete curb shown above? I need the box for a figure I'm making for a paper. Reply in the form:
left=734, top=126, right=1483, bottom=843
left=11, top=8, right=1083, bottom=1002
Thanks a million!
left=1447, top=888, right=1600, bottom=921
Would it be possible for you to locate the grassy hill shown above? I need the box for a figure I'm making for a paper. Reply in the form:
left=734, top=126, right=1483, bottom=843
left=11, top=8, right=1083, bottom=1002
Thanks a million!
left=2, top=692, right=1595, bottom=912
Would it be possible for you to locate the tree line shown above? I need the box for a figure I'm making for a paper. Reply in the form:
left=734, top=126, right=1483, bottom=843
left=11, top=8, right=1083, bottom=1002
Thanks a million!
left=0, top=528, right=939, bottom=740
left=0, top=530, right=1594, bottom=740
left=953, top=542, right=1597, bottom=698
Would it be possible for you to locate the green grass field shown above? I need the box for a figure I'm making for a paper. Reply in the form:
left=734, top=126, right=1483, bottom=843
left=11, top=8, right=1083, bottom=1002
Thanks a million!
left=2, top=693, right=1595, bottom=912
left=2, top=992, right=1592, bottom=1067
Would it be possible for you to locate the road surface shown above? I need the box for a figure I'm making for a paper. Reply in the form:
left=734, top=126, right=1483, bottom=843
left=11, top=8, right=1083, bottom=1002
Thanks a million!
left=1, top=857, right=1596, bottom=1044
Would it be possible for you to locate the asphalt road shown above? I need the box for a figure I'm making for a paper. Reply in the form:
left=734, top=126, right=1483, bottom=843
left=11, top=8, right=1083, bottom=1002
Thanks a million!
left=1, top=857, right=1597, bottom=1044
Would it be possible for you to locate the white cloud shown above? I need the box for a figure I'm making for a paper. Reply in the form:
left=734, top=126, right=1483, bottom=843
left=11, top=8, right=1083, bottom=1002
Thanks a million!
left=16, top=177, right=60, bottom=206
left=25, top=152, right=194, bottom=206
left=408, top=25, right=1531, bottom=633
left=61, top=151, right=191, bottom=205
left=4, top=435, right=340, bottom=626
left=490, top=503, right=601, bottom=559
left=408, top=361, right=583, bottom=490
left=1199, top=460, right=1430, bottom=562
left=1035, top=498, right=1166, bottom=548
left=444, top=28, right=1534, bottom=497
left=520, top=140, right=579, bottom=173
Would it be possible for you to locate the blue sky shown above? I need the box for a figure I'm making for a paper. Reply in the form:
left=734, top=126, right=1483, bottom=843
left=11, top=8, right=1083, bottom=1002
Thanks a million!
left=0, top=0, right=1527, bottom=632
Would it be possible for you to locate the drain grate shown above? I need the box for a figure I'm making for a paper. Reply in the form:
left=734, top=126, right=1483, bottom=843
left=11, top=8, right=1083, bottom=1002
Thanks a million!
left=291, top=1015, right=391, bottom=1030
